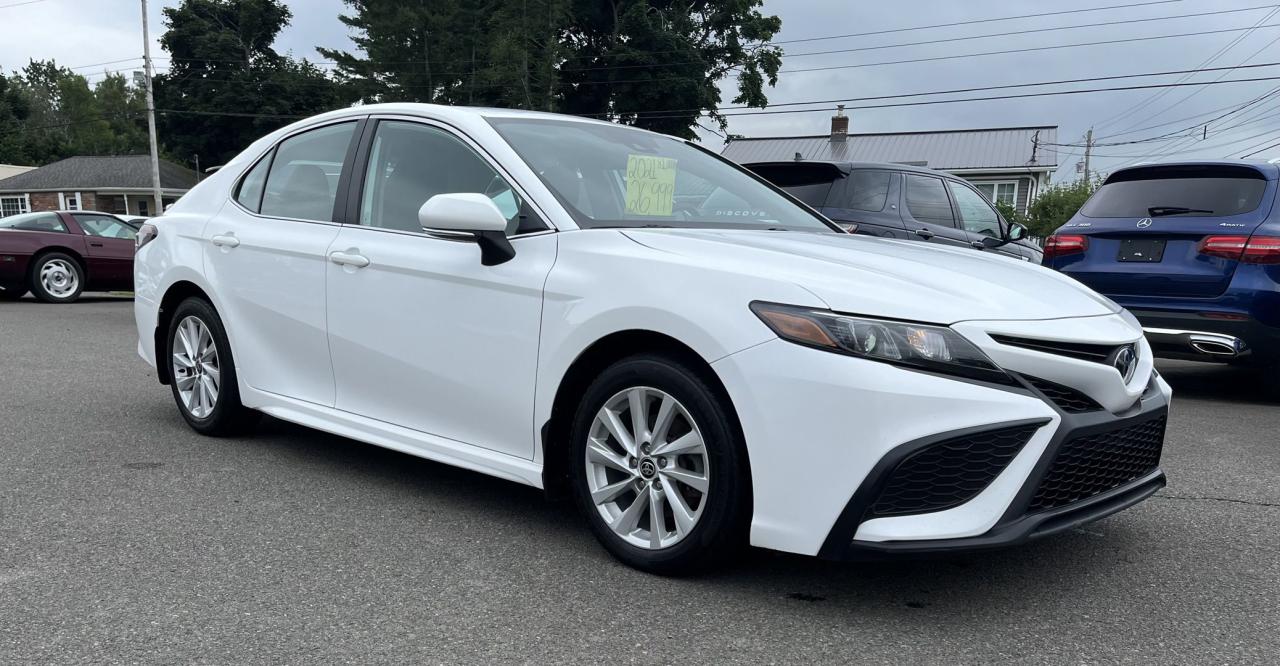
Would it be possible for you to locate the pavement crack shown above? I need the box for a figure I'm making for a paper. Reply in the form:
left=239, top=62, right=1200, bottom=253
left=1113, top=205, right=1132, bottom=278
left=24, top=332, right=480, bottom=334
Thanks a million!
left=1153, top=493, right=1280, bottom=509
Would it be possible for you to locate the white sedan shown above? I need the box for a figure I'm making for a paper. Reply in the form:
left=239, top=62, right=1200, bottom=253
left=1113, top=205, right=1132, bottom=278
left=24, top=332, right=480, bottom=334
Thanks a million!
left=133, top=104, right=1171, bottom=574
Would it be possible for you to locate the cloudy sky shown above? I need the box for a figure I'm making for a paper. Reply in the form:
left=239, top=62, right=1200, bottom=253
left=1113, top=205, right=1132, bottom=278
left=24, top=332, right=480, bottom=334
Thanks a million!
left=5, top=0, right=1280, bottom=179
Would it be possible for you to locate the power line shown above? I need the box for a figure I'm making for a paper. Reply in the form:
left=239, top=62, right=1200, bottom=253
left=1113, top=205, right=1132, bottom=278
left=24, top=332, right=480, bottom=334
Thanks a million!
left=771, top=0, right=1184, bottom=45
left=610, top=75, right=1280, bottom=120
left=0, top=0, right=48, bottom=9
left=774, top=23, right=1280, bottom=75
left=780, top=5, right=1280, bottom=60
left=69, top=57, right=144, bottom=71
left=1238, top=137, right=1280, bottom=157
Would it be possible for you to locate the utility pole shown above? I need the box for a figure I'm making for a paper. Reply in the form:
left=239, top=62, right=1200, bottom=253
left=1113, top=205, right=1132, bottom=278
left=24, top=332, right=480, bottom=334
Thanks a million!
left=1082, top=128, right=1093, bottom=184
left=141, top=0, right=163, bottom=215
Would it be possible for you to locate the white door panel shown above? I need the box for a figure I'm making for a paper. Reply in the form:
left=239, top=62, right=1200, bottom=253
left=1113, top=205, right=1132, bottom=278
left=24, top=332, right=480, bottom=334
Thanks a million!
left=202, top=203, right=341, bottom=406
left=325, top=229, right=556, bottom=459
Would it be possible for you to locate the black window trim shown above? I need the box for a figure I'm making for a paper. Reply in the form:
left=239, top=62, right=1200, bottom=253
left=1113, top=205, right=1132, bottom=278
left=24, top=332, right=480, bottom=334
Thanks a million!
left=341, top=113, right=558, bottom=241
left=227, top=116, right=367, bottom=226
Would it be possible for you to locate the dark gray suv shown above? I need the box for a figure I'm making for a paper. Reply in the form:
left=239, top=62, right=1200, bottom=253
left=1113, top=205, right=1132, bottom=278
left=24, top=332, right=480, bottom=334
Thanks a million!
left=745, top=161, right=1043, bottom=264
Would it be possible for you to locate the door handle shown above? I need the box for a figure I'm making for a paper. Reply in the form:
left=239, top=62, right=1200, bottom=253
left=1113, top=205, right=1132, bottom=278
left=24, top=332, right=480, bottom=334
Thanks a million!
left=329, top=251, right=370, bottom=268
left=970, top=240, right=987, bottom=249
left=210, top=234, right=240, bottom=248
left=89, top=241, right=104, bottom=248
left=913, top=229, right=935, bottom=239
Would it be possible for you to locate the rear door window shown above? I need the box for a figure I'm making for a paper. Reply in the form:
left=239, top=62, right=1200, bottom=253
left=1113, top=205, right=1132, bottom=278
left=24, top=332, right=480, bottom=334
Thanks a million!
left=903, top=174, right=956, bottom=227
left=1082, top=166, right=1268, bottom=218
left=260, top=121, right=358, bottom=222
left=830, top=170, right=891, bottom=212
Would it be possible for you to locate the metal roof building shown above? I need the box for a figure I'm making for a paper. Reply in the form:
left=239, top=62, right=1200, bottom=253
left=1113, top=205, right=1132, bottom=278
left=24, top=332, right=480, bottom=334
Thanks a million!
left=721, top=111, right=1058, bottom=214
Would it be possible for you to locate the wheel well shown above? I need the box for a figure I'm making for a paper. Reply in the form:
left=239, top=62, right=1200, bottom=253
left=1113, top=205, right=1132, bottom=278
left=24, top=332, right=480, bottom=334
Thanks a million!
left=153, top=281, right=213, bottom=385
left=28, top=247, right=86, bottom=284
left=541, top=330, right=749, bottom=502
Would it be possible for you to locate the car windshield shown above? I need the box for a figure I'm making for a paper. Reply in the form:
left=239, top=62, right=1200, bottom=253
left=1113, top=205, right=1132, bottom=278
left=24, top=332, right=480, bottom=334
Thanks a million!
left=488, top=117, right=836, bottom=233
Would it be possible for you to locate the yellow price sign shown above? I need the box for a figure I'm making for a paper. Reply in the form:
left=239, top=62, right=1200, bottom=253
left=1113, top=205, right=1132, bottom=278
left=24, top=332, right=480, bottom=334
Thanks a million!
left=625, top=154, right=677, bottom=216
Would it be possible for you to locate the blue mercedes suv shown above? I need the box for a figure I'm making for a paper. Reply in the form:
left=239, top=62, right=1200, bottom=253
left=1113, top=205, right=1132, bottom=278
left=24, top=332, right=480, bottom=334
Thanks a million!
left=1045, top=161, right=1280, bottom=380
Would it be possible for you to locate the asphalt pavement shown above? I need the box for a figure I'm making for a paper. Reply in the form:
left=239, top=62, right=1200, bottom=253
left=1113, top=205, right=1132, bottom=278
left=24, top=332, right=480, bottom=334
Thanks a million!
left=1, top=296, right=1277, bottom=664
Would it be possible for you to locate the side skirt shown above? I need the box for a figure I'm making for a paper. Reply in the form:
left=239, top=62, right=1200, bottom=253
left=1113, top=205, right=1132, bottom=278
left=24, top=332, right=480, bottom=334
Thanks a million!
left=240, top=386, right=544, bottom=488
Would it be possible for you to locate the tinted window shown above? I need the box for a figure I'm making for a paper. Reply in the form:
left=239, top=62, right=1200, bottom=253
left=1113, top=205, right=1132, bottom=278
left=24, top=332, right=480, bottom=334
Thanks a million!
left=833, top=170, right=891, bottom=212
left=0, top=212, right=66, bottom=233
left=904, top=175, right=955, bottom=227
left=489, top=118, right=834, bottom=232
left=1082, top=166, right=1267, bottom=218
left=358, top=121, right=539, bottom=236
left=947, top=182, right=1002, bottom=237
left=261, top=122, right=357, bottom=222
left=746, top=163, right=838, bottom=207
left=75, top=214, right=137, bottom=240
left=235, top=156, right=270, bottom=212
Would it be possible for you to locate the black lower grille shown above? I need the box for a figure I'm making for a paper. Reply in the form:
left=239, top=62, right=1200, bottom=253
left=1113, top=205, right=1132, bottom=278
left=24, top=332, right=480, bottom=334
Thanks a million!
left=1024, top=375, right=1103, bottom=413
left=867, top=424, right=1041, bottom=518
left=1029, top=416, right=1166, bottom=512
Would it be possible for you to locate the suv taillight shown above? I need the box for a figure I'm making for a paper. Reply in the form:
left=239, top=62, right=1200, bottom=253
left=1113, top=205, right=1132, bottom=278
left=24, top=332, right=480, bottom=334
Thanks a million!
left=136, top=223, right=158, bottom=251
left=1044, top=234, right=1088, bottom=260
left=1198, top=235, right=1280, bottom=264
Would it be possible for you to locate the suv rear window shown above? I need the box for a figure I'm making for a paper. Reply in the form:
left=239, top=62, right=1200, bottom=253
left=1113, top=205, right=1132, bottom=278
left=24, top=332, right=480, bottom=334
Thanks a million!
left=1081, top=165, right=1268, bottom=218
left=745, top=163, right=839, bottom=207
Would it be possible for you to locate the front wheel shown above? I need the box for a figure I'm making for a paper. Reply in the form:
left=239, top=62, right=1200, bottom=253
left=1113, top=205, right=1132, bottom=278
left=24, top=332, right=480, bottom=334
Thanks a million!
left=29, top=253, right=84, bottom=303
left=570, top=354, right=750, bottom=575
left=166, top=297, right=260, bottom=436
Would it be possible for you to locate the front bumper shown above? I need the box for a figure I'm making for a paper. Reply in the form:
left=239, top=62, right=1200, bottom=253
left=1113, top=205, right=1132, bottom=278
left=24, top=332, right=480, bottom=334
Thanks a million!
left=712, top=316, right=1170, bottom=558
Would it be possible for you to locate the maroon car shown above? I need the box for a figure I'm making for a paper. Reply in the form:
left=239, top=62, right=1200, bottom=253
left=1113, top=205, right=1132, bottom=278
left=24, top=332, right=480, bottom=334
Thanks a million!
left=0, top=210, right=137, bottom=303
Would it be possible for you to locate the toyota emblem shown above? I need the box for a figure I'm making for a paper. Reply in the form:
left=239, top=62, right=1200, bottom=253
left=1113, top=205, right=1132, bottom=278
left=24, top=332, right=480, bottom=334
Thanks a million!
left=1109, top=344, right=1139, bottom=383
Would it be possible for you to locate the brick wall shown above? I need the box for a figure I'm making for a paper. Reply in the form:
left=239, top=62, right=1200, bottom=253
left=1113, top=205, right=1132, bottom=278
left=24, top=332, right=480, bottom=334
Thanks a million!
left=20, top=191, right=100, bottom=212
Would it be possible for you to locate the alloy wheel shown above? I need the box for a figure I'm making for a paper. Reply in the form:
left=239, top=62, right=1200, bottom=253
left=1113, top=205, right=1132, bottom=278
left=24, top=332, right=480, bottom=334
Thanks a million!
left=172, top=315, right=220, bottom=419
left=39, top=259, right=79, bottom=299
left=585, top=386, right=710, bottom=550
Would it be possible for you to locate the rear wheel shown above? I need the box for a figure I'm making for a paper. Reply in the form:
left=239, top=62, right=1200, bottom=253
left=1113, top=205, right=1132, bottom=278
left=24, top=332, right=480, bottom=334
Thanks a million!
left=570, top=354, right=750, bottom=575
left=166, top=297, right=260, bottom=436
left=29, top=253, right=83, bottom=303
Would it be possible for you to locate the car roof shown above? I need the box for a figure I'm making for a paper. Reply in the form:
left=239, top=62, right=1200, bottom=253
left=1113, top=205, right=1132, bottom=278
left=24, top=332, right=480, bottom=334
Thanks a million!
left=742, top=160, right=958, bottom=179
left=1108, top=159, right=1280, bottom=181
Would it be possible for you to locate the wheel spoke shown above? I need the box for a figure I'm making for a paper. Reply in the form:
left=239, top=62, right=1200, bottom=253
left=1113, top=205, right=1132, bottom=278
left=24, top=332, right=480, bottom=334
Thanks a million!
left=651, top=395, right=676, bottom=446
left=628, top=388, right=650, bottom=448
left=648, top=486, right=666, bottom=547
left=598, top=406, right=636, bottom=456
left=613, top=490, right=647, bottom=535
left=172, top=352, right=195, bottom=370
left=586, top=438, right=631, bottom=474
left=662, top=481, right=697, bottom=537
left=174, top=373, right=197, bottom=391
left=201, top=375, right=219, bottom=404
left=661, top=467, right=708, bottom=494
left=201, top=362, right=219, bottom=385
left=651, top=430, right=703, bottom=457
left=590, top=478, right=632, bottom=505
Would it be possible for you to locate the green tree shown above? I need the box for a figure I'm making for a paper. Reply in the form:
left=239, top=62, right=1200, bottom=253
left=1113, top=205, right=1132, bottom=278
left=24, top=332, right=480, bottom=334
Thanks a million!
left=1020, top=178, right=1101, bottom=237
left=155, top=0, right=352, bottom=166
left=321, top=0, right=782, bottom=138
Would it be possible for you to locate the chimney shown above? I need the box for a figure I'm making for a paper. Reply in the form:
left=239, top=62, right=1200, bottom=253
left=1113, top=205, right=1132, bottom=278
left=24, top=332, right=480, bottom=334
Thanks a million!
left=830, top=104, right=848, bottom=143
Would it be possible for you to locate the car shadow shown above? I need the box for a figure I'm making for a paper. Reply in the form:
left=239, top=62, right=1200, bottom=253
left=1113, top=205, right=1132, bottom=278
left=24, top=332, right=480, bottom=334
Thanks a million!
left=193, top=409, right=1148, bottom=613
left=1155, top=359, right=1276, bottom=405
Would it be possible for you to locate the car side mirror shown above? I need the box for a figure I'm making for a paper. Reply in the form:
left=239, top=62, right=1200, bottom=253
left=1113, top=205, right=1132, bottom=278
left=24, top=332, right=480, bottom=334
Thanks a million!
left=417, top=193, right=516, bottom=266
left=1006, top=222, right=1028, bottom=242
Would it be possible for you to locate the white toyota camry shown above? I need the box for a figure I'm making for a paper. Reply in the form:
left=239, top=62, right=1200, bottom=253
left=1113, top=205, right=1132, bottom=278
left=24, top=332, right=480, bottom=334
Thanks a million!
left=134, top=104, right=1170, bottom=574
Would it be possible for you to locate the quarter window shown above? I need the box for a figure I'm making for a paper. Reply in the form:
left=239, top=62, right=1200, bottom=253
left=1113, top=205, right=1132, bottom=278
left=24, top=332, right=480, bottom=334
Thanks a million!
left=0, top=211, right=66, bottom=232
left=260, top=122, right=358, bottom=222
left=358, top=120, right=539, bottom=236
left=904, top=175, right=955, bottom=227
left=947, top=182, right=1003, bottom=237
left=235, top=154, right=271, bottom=212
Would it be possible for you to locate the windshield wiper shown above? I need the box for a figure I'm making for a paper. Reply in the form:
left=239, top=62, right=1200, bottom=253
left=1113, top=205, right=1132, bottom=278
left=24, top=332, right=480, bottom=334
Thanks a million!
left=1148, top=206, right=1213, bottom=217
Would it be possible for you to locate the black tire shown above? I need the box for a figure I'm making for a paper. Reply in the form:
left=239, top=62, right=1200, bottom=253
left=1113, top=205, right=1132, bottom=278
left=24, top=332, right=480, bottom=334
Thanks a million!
left=0, top=286, right=25, bottom=301
left=28, top=252, right=84, bottom=303
left=165, top=297, right=260, bottom=436
left=569, top=354, right=750, bottom=575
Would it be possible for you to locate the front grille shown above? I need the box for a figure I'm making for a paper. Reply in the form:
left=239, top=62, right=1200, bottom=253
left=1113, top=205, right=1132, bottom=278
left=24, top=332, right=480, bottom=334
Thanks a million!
left=1024, top=375, right=1104, bottom=413
left=991, top=334, right=1121, bottom=365
left=1029, top=415, right=1166, bottom=512
left=867, top=424, right=1041, bottom=518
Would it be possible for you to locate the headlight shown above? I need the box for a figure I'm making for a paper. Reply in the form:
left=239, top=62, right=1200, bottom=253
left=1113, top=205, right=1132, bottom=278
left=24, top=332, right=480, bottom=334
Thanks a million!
left=750, top=302, right=1014, bottom=385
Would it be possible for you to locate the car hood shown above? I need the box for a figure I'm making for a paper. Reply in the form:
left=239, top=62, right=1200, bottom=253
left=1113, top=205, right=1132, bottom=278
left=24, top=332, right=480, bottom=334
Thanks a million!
left=621, top=228, right=1118, bottom=324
